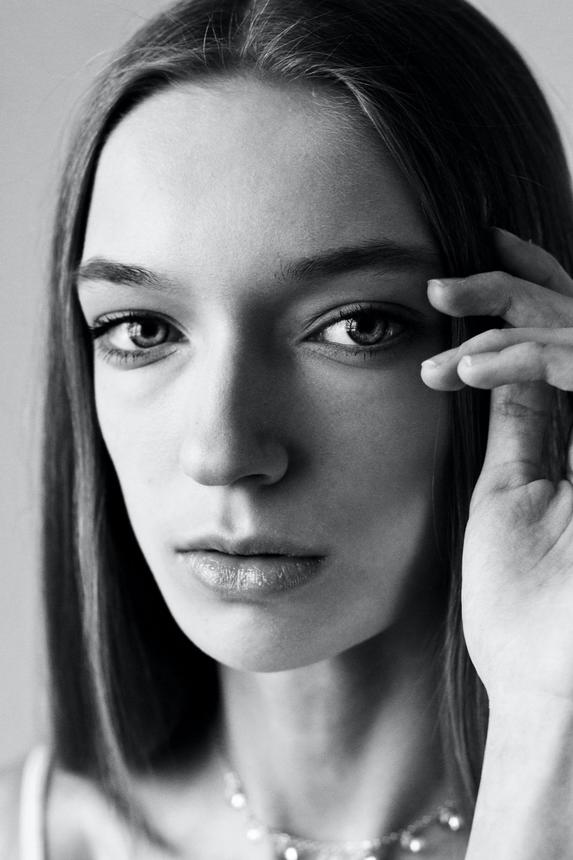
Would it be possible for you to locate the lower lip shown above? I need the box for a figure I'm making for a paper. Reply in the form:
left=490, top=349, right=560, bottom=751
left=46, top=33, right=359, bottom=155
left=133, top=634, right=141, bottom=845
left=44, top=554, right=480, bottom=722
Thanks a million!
left=178, top=551, right=324, bottom=597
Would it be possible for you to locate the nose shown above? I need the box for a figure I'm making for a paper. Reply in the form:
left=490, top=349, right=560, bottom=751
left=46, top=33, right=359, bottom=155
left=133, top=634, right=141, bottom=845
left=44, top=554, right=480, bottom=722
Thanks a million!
left=178, top=343, right=289, bottom=487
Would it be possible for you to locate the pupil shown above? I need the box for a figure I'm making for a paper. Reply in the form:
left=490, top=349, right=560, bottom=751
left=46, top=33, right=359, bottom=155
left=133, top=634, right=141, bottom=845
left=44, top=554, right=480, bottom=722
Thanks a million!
left=128, top=320, right=166, bottom=347
left=347, top=312, right=387, bottom=345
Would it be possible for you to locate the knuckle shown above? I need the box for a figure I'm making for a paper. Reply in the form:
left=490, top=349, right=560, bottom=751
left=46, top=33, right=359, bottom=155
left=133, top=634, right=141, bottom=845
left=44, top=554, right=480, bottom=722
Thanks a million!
left=530, top=341, right=548, bottom=359
left=491, top=270, right=512, bottom=287
left=489, top=271, right=514, bottom=315
left=493, top=396, right=546, bottom=421
left=493, top=398, right=532, bottom=420
left=509, top=340, right=548, bottom=374
left=513, top=339, right=542, bottom=357
left=475, top=328, right=508, bottom=351
left=538, top=253, right=561, bottom=287
left=526, top=341, right=561, bottom=373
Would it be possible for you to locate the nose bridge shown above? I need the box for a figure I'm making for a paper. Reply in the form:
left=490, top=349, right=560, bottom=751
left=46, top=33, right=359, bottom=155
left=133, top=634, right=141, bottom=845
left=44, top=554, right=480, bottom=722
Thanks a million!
left=200, top=337, right=265, bottom=440
left=178, top=334, right=287, bottom=486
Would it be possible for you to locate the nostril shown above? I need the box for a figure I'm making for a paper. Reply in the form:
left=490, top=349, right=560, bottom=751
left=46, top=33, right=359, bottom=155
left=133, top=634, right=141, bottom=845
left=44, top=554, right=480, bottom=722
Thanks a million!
left=178, top=433, right=289, bottom=488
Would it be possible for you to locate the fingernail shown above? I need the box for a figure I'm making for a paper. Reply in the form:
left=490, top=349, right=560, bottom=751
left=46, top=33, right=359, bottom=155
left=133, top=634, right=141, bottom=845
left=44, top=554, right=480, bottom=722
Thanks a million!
left=427, top=278, right=450, bottom=298
left=421, top=353, right=450, bottom=368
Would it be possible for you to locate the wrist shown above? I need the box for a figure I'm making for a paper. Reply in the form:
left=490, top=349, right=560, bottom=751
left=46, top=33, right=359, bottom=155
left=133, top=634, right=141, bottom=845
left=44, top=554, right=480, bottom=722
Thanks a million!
left=484, top=691, right=573, bottom=795
left=487, top=690, right=573, bottom=738
left=465, top=692, right=573, bottom=860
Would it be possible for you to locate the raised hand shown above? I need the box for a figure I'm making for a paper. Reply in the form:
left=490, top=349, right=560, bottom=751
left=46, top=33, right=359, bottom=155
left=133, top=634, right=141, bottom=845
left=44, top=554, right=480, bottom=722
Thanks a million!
left=421, top=228, right=573, bottom=707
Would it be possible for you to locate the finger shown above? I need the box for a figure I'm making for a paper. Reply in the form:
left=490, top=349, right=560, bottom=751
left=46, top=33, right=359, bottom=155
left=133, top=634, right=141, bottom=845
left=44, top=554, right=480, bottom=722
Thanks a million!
left=492, top=228, right=573, bottom=297
left=457, top=337, right=573, bottom=490
left=427, top=274, right=573, bottom=328
left=456, top=343, right=573, bottom=391
left=421, top=328, right=573, bottom=391
left=478, top=381, right=553, bottom=489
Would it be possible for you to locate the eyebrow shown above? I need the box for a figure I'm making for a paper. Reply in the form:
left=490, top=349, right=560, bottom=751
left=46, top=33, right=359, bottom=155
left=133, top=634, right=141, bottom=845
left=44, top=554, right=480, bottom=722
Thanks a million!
left=75, top=259, right=165, bottom=290
left=75, top=240, right=441, bottom=291
left=282, top=241, right=441, bottom=281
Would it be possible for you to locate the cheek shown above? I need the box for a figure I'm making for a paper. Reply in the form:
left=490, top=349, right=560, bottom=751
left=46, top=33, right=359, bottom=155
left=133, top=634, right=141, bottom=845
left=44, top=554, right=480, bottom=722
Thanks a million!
left=95, top=355, right=449, bottom=662
left=302, top=360, right=450, bottom=588
left=94, top=354, right=450, bottom=551
left=94, top=368, right=182, bottom=497
left=302, top=360, right=449, bottom=501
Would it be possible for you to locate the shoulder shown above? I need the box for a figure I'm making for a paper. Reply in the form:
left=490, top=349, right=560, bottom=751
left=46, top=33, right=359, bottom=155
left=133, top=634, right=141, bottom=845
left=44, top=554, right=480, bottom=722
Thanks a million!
left=0, top=759, right=22, bottom=859
left=0, top=748, right=130, bottom=860
left=4, top=742, right=217, bottom=859
left=47, top=767, right=132, bottom=859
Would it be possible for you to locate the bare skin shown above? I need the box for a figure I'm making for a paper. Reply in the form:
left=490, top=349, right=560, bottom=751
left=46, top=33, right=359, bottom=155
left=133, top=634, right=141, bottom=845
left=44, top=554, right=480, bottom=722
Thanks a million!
left=72, top=78, right=463, bottom=858
left=5, top=81, right=573, bottom=860
left=422, top=231, right=573, bottom=858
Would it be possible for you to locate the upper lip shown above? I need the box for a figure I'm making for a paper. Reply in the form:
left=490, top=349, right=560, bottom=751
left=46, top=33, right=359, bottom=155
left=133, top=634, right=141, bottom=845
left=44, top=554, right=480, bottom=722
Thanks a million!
left=176, top=535, right=323, bottom=558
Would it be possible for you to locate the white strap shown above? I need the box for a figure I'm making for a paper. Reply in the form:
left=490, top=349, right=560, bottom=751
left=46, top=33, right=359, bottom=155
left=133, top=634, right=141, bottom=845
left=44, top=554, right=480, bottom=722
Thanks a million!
left=19, top=746, right=51, bottom=860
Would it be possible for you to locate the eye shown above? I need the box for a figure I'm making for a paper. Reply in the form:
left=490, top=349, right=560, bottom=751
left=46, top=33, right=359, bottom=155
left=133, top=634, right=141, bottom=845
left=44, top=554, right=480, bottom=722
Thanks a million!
left=89, top=311, right=185, bottom=366
left=110, top=318, right=171, bottom=350
left=312, top=305, right=407, bottom=352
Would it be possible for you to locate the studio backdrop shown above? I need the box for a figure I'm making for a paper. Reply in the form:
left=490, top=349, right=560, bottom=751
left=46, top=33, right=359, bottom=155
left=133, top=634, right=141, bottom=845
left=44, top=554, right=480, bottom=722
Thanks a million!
left=1, top=0, right=572, bottom=767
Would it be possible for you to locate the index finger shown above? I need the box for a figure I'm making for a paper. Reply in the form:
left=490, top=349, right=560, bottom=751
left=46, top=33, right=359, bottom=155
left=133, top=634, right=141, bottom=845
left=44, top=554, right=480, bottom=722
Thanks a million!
left=427, top=274, right=573, bottom=328
left=493, top=228, right=573, bottom=297
left=427, top=230, right=573, bottom=328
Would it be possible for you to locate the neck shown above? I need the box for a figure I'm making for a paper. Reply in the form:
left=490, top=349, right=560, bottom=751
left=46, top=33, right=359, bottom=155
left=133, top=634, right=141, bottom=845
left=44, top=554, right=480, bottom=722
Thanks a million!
left=219, top=606, right=452, bottom=843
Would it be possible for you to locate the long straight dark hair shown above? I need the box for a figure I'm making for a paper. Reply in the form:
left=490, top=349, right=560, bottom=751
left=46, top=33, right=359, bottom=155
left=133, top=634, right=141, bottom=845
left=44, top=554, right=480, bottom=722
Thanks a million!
left=43, top=0, right=573, bottom=833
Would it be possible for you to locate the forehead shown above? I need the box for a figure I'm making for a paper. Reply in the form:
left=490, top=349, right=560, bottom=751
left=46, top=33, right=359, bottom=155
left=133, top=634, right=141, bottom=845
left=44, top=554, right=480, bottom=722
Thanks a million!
left=83, top=77, right=434, bottom=277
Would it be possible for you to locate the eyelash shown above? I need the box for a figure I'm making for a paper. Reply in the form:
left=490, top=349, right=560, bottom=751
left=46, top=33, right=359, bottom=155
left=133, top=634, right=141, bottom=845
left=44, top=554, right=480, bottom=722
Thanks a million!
left=89, top=310, right=184, bottom=367
left=88, top=304, right=412, bottom=368
left=309, top=302, right=410, bottom=359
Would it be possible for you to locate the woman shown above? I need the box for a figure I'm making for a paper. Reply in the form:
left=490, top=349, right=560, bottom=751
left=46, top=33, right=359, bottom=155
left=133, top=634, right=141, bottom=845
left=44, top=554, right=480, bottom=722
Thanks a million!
left=3, top=0, right=573, bottom=856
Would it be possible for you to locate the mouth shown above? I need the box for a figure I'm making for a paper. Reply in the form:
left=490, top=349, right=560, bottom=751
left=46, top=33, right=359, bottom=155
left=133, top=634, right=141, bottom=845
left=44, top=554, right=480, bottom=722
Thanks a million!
left=176, top=538, right=325, bottom=597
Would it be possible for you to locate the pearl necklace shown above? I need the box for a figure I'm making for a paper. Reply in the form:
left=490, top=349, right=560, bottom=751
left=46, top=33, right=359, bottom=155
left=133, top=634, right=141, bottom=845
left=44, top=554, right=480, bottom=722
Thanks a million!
left=223, top=768, right=466, bottom=859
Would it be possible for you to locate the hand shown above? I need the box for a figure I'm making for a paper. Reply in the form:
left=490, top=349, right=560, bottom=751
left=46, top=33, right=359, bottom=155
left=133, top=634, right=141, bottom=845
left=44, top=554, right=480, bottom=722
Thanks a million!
left=421, top=228, right=573, bottom=707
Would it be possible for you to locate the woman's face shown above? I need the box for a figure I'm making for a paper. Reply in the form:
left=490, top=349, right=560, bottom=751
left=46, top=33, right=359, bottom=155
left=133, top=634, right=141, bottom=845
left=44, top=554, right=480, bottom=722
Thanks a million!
left=78, top=79, right=450, bottom=672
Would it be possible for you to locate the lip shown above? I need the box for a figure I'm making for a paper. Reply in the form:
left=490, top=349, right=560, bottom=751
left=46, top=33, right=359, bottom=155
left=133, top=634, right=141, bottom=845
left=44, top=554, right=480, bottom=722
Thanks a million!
left=177, top=535, right=321, bottom=558
left=176, top=540, right=325, bottom=597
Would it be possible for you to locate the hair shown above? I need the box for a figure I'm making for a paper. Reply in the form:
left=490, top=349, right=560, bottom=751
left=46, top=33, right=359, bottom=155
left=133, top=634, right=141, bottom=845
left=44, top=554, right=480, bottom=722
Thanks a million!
left=43, top=0, right=573, bottom=839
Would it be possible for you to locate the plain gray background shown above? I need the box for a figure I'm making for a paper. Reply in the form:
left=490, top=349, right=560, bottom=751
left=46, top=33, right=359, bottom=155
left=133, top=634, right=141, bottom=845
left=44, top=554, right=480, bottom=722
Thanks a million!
left=1, top=0, right=572, bottom=768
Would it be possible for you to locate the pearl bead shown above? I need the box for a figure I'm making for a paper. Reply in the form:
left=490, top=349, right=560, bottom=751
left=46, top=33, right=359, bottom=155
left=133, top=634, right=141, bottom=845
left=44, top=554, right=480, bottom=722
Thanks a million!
left=439, top=808, right=464, bottom=831
left=283, top=847, right=299, bottom=860
left=230, top=791, right=247, bottom=810
left=400, top=832, right=426, bottom=853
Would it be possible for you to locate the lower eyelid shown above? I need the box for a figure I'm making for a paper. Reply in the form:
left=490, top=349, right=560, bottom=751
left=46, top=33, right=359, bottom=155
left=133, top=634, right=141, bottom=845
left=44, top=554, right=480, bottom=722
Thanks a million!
left=90, top=306, right=418, bottom=369
left=89, top=314, right=185, bottom=368
left=93, top=340, right=180, bottom=368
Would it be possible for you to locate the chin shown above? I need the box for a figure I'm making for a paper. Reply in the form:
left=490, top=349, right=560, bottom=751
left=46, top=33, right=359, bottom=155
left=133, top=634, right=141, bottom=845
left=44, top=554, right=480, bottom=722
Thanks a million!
left=170, top=601, right=394, bottom=674
left=149, top=552, right=417, bottom=673
left=178, top=617, right=327, bottom=673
